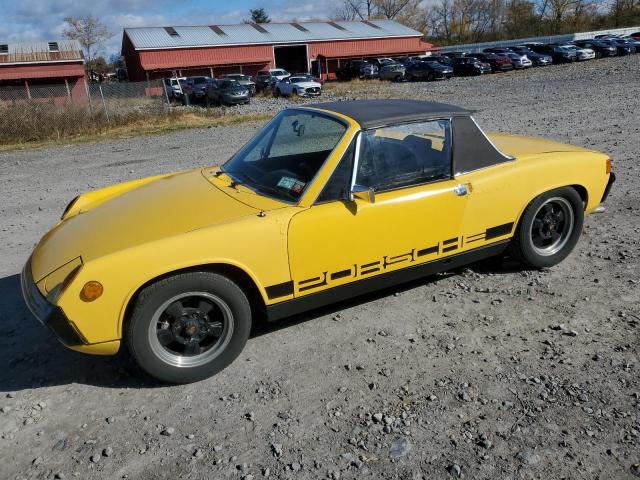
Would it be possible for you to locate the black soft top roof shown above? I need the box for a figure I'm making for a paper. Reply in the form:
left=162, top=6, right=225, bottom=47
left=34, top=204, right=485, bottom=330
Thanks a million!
left=305, top=99, right=471, bottom=129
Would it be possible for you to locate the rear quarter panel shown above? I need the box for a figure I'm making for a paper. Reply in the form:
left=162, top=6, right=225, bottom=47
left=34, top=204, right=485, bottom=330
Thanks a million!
left=458, top=149, right=610, bottom=241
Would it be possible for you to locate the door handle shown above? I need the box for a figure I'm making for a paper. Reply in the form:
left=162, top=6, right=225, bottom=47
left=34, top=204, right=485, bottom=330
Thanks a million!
left=454, top=183, right=470, bottom=196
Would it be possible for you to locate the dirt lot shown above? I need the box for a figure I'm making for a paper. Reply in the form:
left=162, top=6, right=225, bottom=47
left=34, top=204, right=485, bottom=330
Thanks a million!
left=0, top=56, right=638, bottom=480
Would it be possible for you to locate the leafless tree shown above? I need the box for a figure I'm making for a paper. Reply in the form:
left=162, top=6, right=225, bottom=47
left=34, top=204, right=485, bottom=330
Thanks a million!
left=334, top=0, right=377, bottom=19
left=62, top=15, right=111, bottom=61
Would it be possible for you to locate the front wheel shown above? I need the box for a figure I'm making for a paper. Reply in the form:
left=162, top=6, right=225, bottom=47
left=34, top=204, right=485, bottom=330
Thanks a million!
left=126, top=272, right=252, bottom=383
left=510, top=187, right=584, bottom=268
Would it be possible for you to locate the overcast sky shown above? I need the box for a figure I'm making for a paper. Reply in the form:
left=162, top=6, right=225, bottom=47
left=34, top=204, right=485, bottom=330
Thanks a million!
left=1, top=0, right=341, bottom=58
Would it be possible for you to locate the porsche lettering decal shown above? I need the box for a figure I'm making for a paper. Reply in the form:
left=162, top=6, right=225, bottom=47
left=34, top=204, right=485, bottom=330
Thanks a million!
left=265, top=222, right=515, bottom=299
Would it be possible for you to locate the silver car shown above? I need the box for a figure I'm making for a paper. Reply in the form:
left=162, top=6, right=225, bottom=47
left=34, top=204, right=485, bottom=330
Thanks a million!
left=506, top=53, right=533, bottom=69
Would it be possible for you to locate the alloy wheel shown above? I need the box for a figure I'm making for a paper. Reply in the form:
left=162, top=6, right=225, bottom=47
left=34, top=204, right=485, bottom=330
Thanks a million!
left=148, top=292, right=234, bottom=368
left=529, top=197, right=574, bottom=256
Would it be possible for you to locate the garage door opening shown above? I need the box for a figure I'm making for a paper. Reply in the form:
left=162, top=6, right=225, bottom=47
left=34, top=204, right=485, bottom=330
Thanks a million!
left=274, top=45, right=308, bottom=74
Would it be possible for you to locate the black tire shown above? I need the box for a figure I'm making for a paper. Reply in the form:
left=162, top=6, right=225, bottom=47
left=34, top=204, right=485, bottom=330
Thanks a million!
left=126, top=272, right=252, bottom=384
left=510, top=187, right=584, bottom=268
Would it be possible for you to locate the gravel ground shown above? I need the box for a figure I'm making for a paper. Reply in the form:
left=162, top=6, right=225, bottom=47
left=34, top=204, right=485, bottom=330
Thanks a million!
left=0, top=55, right=638, bottom=480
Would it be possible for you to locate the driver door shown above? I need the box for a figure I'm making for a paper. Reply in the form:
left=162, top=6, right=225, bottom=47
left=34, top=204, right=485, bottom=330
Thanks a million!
left=287, top=119, right=469, bottom=298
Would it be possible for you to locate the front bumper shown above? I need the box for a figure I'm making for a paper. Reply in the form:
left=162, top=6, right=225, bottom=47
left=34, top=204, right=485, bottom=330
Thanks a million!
left=21, top=259, right=121, bottom=355
left=301, top=88, right=322, bottom=97
left=21, top=259, right=85, bottom=347
left=222, top=94, right=250, bottom=104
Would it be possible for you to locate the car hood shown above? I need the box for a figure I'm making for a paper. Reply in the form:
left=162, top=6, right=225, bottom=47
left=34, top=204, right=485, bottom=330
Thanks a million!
left=30, top=169, right=260, bottom=282
left=292, top=81, right=321, bottom=88
left=488, top=133, right=592, bottom=158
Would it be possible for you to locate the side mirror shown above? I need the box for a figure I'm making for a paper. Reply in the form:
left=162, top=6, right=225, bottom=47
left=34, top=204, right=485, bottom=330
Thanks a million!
left=350, top=184, right=375, bottom=203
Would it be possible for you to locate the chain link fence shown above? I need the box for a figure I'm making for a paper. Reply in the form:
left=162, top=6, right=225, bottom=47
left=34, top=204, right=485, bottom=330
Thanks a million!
left=0, top=80, right=171, bottom=144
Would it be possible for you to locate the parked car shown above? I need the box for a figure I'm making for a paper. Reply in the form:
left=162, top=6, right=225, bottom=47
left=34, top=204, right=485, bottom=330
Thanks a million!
left=181, top=76, right=213, bottom=103
left=572, top=40, right=617, bottom=58
left=505, top=52, right=533, bottom=69
left=378, top=63, right=406, bottom=81
left=428, top=55, right=454, bottom=66
left=255, top=69, right=290, bottom=92
left=452, top=57, right=492, bottom=76
left=164, top=77, right=186, bottom=99
left=483, top=47, right=513, bottom=55
left=405, top=60, right=454, bottom=80
left=22, top=99, right=615, bottom=383
left=206, top=79, right=250, bottom=106
left=274, top=75, right=322, bottom=97
left=629, top=31, right=640, bottom=40
left=393, top=56, right=411, bottom=64
left=441, top=51, right=467, bottom=59
left=602, top=38, right=636, bottom=55
left=336, top=60, right=379, bottom=80
left=292, top=72, right=325, bottom=85
left=467, top=52, right=513, bottom=72
left=622, top=36, right=640, bottom=51
left=553, top=44, right=595, bottom=61
left=527, top=44, right=576, bottom=63
left=374, top=58, right=397, bottom=67
left=220, top=74, right=256, bottom=96
left=510, top=46, right=553, bottom=66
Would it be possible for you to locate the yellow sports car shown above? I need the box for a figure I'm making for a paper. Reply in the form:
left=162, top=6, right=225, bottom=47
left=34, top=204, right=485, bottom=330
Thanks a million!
left=21, top=100, right=615, bottom=383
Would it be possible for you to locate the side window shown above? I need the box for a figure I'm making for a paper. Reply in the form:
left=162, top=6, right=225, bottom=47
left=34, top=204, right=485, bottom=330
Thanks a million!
left=355, top=120, right=452, bottom=192
left=316, top=139, right=356, bottom=203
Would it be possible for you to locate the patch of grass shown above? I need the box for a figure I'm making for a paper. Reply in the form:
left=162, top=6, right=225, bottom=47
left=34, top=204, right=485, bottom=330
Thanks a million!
left=323, top=78, right=384, bottom=96
left=0, top=106, right=272, bottom=152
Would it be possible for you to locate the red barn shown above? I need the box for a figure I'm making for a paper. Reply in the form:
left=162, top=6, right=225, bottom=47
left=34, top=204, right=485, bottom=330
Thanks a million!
left=122, top=20, right=435, bottom=81
left=0, top=40, right=86, bottom=100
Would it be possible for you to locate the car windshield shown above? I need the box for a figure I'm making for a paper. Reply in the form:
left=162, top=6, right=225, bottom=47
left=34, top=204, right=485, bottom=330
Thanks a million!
left=289, top=77, right=307, bottom=83
left=221, top=110, right=347, bottom=202
left=193, top=77, right=210, bottom=84
left=227, top=75, right=250, bottom=81
left=271, top=70, right=288, bottom=76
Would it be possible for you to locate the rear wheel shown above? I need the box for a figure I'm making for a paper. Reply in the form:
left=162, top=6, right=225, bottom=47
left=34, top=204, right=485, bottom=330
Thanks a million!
left=127, top=272, right=251, bottom=383
left=511, top=187, right=584, bottom=268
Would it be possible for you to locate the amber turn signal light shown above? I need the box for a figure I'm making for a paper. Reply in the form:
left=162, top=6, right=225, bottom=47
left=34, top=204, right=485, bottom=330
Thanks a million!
left=606, top=158, right=612, bottom=174
left=81, top=281, right=103, bottom=302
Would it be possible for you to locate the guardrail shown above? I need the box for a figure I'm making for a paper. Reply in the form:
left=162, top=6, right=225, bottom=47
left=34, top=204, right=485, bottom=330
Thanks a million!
left=438, top=26, right=640, bottom=53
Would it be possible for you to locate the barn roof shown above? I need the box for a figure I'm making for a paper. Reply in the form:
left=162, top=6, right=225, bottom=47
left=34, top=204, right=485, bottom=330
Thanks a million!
left=124, top=20, right=423, bottom=50
left=0, top=40, right=84, bottom=65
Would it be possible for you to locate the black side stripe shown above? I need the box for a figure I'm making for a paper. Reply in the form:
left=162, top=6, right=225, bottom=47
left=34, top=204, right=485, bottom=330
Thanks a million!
left=485, top=222, right=514, bottom=240
left=417, top=245, right=439, bottom=257
left=330, top=269, right=352, bottom=281
left=443, top=237, right=458, bottom=245
left=464, top=235, right=485, bottom=244
left=299, top=276, right=321, bottom=285
left=442, top=245, right=458, bottom=253
left=266, top=281, right=294, bottom=299
left=299, top=273, right=328, bottom=292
